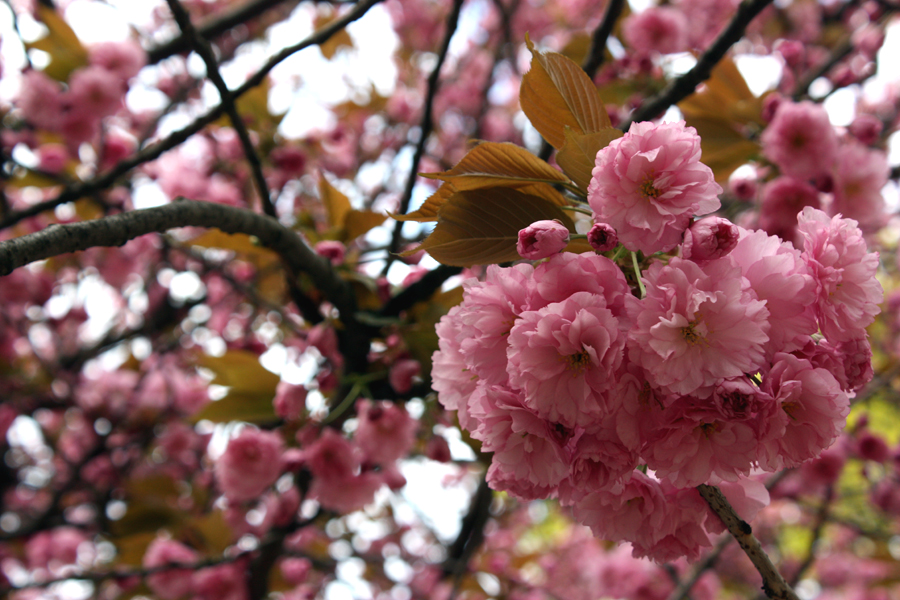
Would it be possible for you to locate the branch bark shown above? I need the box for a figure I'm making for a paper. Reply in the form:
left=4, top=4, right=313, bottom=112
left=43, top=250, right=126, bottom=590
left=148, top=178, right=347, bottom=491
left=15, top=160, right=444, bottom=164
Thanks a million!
left=697, top=484, right=800, bottom=600
left=0, top=200, right=355, bottom=325
left=623, top=0, right=774, bottom=127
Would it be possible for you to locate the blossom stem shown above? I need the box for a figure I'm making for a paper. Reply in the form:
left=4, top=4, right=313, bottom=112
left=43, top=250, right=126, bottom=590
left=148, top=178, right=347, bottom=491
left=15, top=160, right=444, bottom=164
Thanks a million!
left=631, top=252, right=646, bottom=298
left=562, top=204, right=593, bottom=216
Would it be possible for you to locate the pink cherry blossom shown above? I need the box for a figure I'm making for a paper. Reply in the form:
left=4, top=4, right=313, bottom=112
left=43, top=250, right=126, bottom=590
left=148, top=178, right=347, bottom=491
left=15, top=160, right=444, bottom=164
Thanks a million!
left=215, top=428, right=284, bottom=502
left=431, top=305, right=479, bottom=428
left=274, top=381, right=308, bottom=420
left=192, top=562, right=248, bottom=600
left=143, top=538, right=198, bottom=600
left=507, top=291, right=627, bottom=428
left=758, top=176, right=820, bottom=245
left=797, top=207, right=882, bottom=342
left=354, top=399, right=418, bottom=465
left=626, top=257, right=769, bottom=396
left=88, top=40, right=146, bottom=82
left=622, top=7, right=689, bottom=55
left=759, top=353, right=849, bottom=470
left=557, top=419, right=638, bottom=505
left=829, top=142, right=888, bottom=231
left=760, top=100, right=838, bottom=180
left=588, top=120, right=721, bottom=254
left=469, top=383, right=573, bottom=500
left=532, top=252, right=632, bottom=310
left=572, top=470, right=672, bottom=554
left=725, top=227, right=818, bottom=356
left=517, top=219, right=570, bottom=259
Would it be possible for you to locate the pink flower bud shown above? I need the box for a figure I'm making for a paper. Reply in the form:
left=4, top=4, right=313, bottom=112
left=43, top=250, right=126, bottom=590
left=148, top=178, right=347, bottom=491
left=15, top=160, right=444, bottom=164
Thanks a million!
left=729, top=176, right=758, bottom=201
left=314, top=240, right=345, bottom=265
left=389, top=359, right=421, bottom=394
left=517, top=220, right=569, bottom=259
left=587, top=222, right=618, bottom=252
left=848, top=114, right=883, bottom=145
left=681, top=217, right=739, bottom=261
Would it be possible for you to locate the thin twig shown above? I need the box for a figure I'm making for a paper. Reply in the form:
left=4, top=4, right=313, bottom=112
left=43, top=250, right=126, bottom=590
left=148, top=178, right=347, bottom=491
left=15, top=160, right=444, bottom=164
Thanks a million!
left=623, top=0, right=775, bottom=128
left=165, top=0, right=277, bottom=217
left=147, top=0, right=300, bottom=64
left=581, top=0, right=625, bottom=78
left=0, top=0, right=383, bottom=232
left=788, top=485, right=834, bottom=587
left=384, top=0, right=466, bottom=270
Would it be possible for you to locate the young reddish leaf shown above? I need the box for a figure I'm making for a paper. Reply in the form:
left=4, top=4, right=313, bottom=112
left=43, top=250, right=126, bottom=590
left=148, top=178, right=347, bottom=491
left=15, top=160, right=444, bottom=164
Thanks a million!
left=406, top=188, right=576, bottom=266
left=424, top=141, right=571, bottom=188
left=319, top=174, right=352, bottom=229
left=556, top=127, right=624, bottom=192
left=520, top=35, right=612, bottom=149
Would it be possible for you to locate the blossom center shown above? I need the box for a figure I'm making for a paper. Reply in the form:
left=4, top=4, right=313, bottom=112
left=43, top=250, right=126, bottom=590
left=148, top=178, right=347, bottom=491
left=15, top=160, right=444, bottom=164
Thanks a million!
left=639, top=177, right=661, bottom=200
left=681, top=319, right=705, bottom=345
left=562, top=349, right=591, bottom=374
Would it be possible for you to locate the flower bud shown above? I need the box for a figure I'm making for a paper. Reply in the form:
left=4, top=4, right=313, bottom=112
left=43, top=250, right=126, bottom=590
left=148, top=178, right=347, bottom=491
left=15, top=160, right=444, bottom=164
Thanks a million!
left=517, top=220, right=569, bottom=259
left=587, top=222, right=618, bottom=252
left=682, top=217, right=739, bottom=261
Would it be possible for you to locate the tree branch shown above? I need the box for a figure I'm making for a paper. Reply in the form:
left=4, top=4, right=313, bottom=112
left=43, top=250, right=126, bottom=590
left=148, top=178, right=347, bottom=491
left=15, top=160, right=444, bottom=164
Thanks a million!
left=581, top=0, right=625, bottom=78
left=697, top=484, right=800, bottom=600
left=147, top=0, right=300, bottom=64
left=623, top=0, right=774, bottom=127
left=165, top=0, right=277, bottom=217
left=0, top=0, right=383, bottom=232
left=384, top=0, right=465, bottom=266
left=0, top=200, right=356, bottom=325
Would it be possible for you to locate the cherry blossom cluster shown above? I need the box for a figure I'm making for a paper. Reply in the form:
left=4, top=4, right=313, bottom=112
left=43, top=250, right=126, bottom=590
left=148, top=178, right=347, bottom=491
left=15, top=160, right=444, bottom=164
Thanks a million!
left=435, top=121, right=883, bottom=562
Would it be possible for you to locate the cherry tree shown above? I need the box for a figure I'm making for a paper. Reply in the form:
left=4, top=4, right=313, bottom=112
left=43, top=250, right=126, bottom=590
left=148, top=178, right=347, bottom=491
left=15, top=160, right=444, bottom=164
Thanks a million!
left=0, top=1, right=899, bottom=600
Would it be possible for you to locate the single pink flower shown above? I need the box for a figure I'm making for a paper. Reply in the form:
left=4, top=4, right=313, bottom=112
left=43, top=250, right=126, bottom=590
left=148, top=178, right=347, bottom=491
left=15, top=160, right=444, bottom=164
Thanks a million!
left=829, top=142, right=888, bottom=231
left=797, top=207, right=882, bottom=342
left=507, top=291, right=627, bottom=428
left=517, top=219, right=570, bottom=259
left=215, top=428, right=284, bottom=502
left=725, top=227, right=818, bottom=356
left=470, top=383, right=573, bottom=500
left=759, top=353, right=849, bottom=470
left=588, top=121, right=721, bottom=254
left=626, top=257, right=769, bottom=396
left=622, top=7, right=689, bottom=55
left=355, top=399, right=418, bottom=465
left=760, top=100, right=838, bottom=180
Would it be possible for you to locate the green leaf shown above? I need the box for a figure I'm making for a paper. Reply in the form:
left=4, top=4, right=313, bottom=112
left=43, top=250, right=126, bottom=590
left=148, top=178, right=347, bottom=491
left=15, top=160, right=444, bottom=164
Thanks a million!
left=407, top=188, right=576, bottom=266
left=191, top=391, right=277, bottom=424
left=520, top=35, right=611, bottom=150
left=556, top=127, right=623, bottom=192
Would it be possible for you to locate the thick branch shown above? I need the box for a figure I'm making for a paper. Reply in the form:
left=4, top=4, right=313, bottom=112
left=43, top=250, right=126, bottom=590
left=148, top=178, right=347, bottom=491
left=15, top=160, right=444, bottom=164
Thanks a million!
left=623, top=0, right=774, bottom=127
left=697, top=484, right=799, bottom=600
left=385, top=0, right=465, bottom=263
left=0, top=0, right=382, bottom=232
left=0, top=200, right=355, bottom=324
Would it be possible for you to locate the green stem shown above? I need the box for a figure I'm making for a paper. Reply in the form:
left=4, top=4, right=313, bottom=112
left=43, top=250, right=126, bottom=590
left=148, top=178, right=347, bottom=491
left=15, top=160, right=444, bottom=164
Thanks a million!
left=561, top=204, right=592, bottom=216
left=631, top=251, right=646, bottom=298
